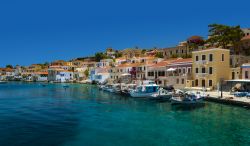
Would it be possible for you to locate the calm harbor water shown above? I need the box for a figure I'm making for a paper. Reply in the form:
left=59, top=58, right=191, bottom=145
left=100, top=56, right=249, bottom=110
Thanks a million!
left=0, top=82, right=249, bottom=146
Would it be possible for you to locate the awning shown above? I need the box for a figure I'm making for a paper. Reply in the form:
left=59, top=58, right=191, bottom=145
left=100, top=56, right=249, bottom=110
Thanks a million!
left=121, top=73, right=131, bottom=76
left=167, top=68, right=176, bottom=72
left=226, top=79, right=250, bottom=83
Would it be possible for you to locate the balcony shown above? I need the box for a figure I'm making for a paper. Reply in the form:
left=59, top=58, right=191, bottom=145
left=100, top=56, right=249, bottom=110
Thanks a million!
left=196, top=73, right=208, bottom=78
left=196, top=60, right=208, bottom=66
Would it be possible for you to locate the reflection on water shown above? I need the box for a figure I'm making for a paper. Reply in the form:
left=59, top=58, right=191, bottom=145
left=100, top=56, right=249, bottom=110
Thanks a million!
left=0, top=82, right=249, bottom=146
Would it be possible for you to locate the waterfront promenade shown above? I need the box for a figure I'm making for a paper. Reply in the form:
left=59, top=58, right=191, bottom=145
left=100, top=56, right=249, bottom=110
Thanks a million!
left=206, top=91, right=250, bottom=108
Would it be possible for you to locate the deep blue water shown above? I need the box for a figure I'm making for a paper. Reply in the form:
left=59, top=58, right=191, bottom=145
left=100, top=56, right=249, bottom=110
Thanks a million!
left=0, top=82, right=249, bottom=146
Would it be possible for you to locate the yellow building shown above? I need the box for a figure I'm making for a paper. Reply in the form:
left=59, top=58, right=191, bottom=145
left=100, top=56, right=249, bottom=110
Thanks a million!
left=191, top=48, right=230, bottom=89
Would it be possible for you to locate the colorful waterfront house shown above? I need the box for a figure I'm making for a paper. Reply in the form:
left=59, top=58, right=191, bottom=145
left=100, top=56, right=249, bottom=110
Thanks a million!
left=61, top=65, right=76, bottom=72
left=190, top=48, right=230, bottom=90
left=26, top=64, right=42, bottom=73
left=0, top=68, right=15, bottom=80
left=51, top=60, right=69, bottom=66
left=112, top=63, right=136, bottom=80
left=72, top=60, right=85, bottom=67
left=230, top=67, right=241, bottom=80
left=166, top=58, right=192, bottom=89
left=147, top=60, right=170, bottom=86
left=58, top=71, right=73, bottom=82
left=120, top=48, right=143, bottom=59
left=32, top=72, right=48, bottom=82
left=48, top=66, right=73, bottom=82
left=96, top=59, right=113, bottom=68
left=241, top=63, right=250, bottom=79
left=115, top=57, right=127, bottom=65
left=92, top=67, right=111, bottom=84
left=74, top=67, right=88, bottom=81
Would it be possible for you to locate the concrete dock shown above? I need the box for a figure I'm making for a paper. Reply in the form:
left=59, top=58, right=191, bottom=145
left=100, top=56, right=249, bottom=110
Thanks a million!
left=205, top=91, right=250, bottom=108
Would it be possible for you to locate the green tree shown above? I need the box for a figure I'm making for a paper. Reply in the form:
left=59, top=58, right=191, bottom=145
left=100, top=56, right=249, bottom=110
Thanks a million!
left=155, top=52, right=164, bottom=58
left=94, top=52, right=107, bottom=62
left=115, top=52, right=122, bottom=58
left=6, top=65, right=13, bottom=69
left=206, top=24, right=244, bottom=54
left=84, top=68, right=90, bottom=78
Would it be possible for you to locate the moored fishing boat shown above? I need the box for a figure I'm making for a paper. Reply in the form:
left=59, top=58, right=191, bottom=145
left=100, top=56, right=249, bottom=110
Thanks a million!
left=129, top=83, right=160, bottom=98
left=149, top=88, right=172, bottom=100
left=121, top=84, right=136, bottom=96
left=0, top=81, right=7, bottom=84
left=171, top=90, right=204, bottom=105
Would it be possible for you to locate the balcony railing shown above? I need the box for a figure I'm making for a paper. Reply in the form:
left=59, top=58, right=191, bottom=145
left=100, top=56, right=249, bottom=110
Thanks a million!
left=196, top=60, right=208, bottom=65
left=196, top=73, right=208, bottom=78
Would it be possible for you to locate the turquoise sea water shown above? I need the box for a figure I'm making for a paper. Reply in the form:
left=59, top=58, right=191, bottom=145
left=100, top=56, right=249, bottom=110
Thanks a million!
left=0, top=82, right=249, bottom=146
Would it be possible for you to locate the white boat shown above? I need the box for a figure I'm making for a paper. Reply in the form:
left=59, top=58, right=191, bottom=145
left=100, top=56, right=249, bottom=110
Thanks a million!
left=112, top=84, right=122, bottom=93
left=171, top=90, right=204, bottom=105
left=0, top=81, right=7, bottom=84
left=102, top=85, right=115, bottom=92
left=121, top=84, right=137, bottom=95
left=149, top=88, right=172, bottom=100
left=129, top=84, right=160, bottom=98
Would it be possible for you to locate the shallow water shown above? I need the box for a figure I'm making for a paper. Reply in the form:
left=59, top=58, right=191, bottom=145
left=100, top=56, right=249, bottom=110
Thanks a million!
left=0, top=82, right=249, bottom=146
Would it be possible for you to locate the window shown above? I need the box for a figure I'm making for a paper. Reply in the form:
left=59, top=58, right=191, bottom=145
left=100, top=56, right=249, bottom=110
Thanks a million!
left=202, top=67, right=206, bottom=73
left=209, top=67, right=213, bottom=74
left=148, top=72, right=154, bottom=77
left=158, top=81, right=162, bottom=84
left=202, top=80, right=206, bottom=87
left=221, top=54, right=224, bottom=61
left=183, top=68, right=186, bottom=74
left=176, top=79, right=179, bottom=84
left=158, top=71, right=165, bottom=76
left=181, top=50, right=184, bottom=53
left=178, top=69, right=182, bottom=73
left=176, top=50, right=178, bottom=54
left=188, top=68, right=191, bottom=73
left=245, top=71, right=249, bottom=79
left=202, top=55, right=206, bottom=60
left=209, top=80, right=213, bottom=86
left=181, top=79, right=185, bottom=84
left=196, top=55, right=199, bottom=61
left=195, top=68, right=199, bottom=73
left=170, top=51, right=172, bottom=55
left=209, top=54, right=213, bottom=61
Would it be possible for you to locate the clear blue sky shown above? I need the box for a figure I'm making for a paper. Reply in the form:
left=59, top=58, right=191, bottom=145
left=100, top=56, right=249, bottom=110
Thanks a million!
left=0, top=0, right=250, bottom=67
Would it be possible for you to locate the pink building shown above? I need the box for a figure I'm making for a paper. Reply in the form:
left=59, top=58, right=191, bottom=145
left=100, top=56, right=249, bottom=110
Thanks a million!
left=241, top=63, right=250, bottom=79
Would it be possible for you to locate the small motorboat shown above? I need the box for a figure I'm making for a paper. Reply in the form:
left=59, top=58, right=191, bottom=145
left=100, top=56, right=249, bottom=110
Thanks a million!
left=171, top=90, right=204, bottom=105
left=129, top=83, right=160, bottom=98
left=149, top=88, right=172, bottom=100
left=0, top=81, right=7, bottom=84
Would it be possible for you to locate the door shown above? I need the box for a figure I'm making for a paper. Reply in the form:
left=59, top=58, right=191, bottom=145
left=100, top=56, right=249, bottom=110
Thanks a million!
left=232, top=72, right=235, bottom=79
left=202, top=80, right=206, bottom=87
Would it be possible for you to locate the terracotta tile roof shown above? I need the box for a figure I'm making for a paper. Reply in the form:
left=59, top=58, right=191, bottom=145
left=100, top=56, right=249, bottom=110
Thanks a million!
left=169, top=58, right=192, bottom=63
left=149, top=61, right=169, bottom=68
left=241, top=35, right=250, bottom=41
left=117, top=63, right=145, bottom=68
left=0, top=68, right=14, bottom=72
left=34, top=72, right=48, bottom=75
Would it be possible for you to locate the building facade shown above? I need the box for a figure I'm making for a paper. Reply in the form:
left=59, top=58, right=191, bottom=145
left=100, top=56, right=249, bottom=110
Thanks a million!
left=189, top=48, right=230, bottom=90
